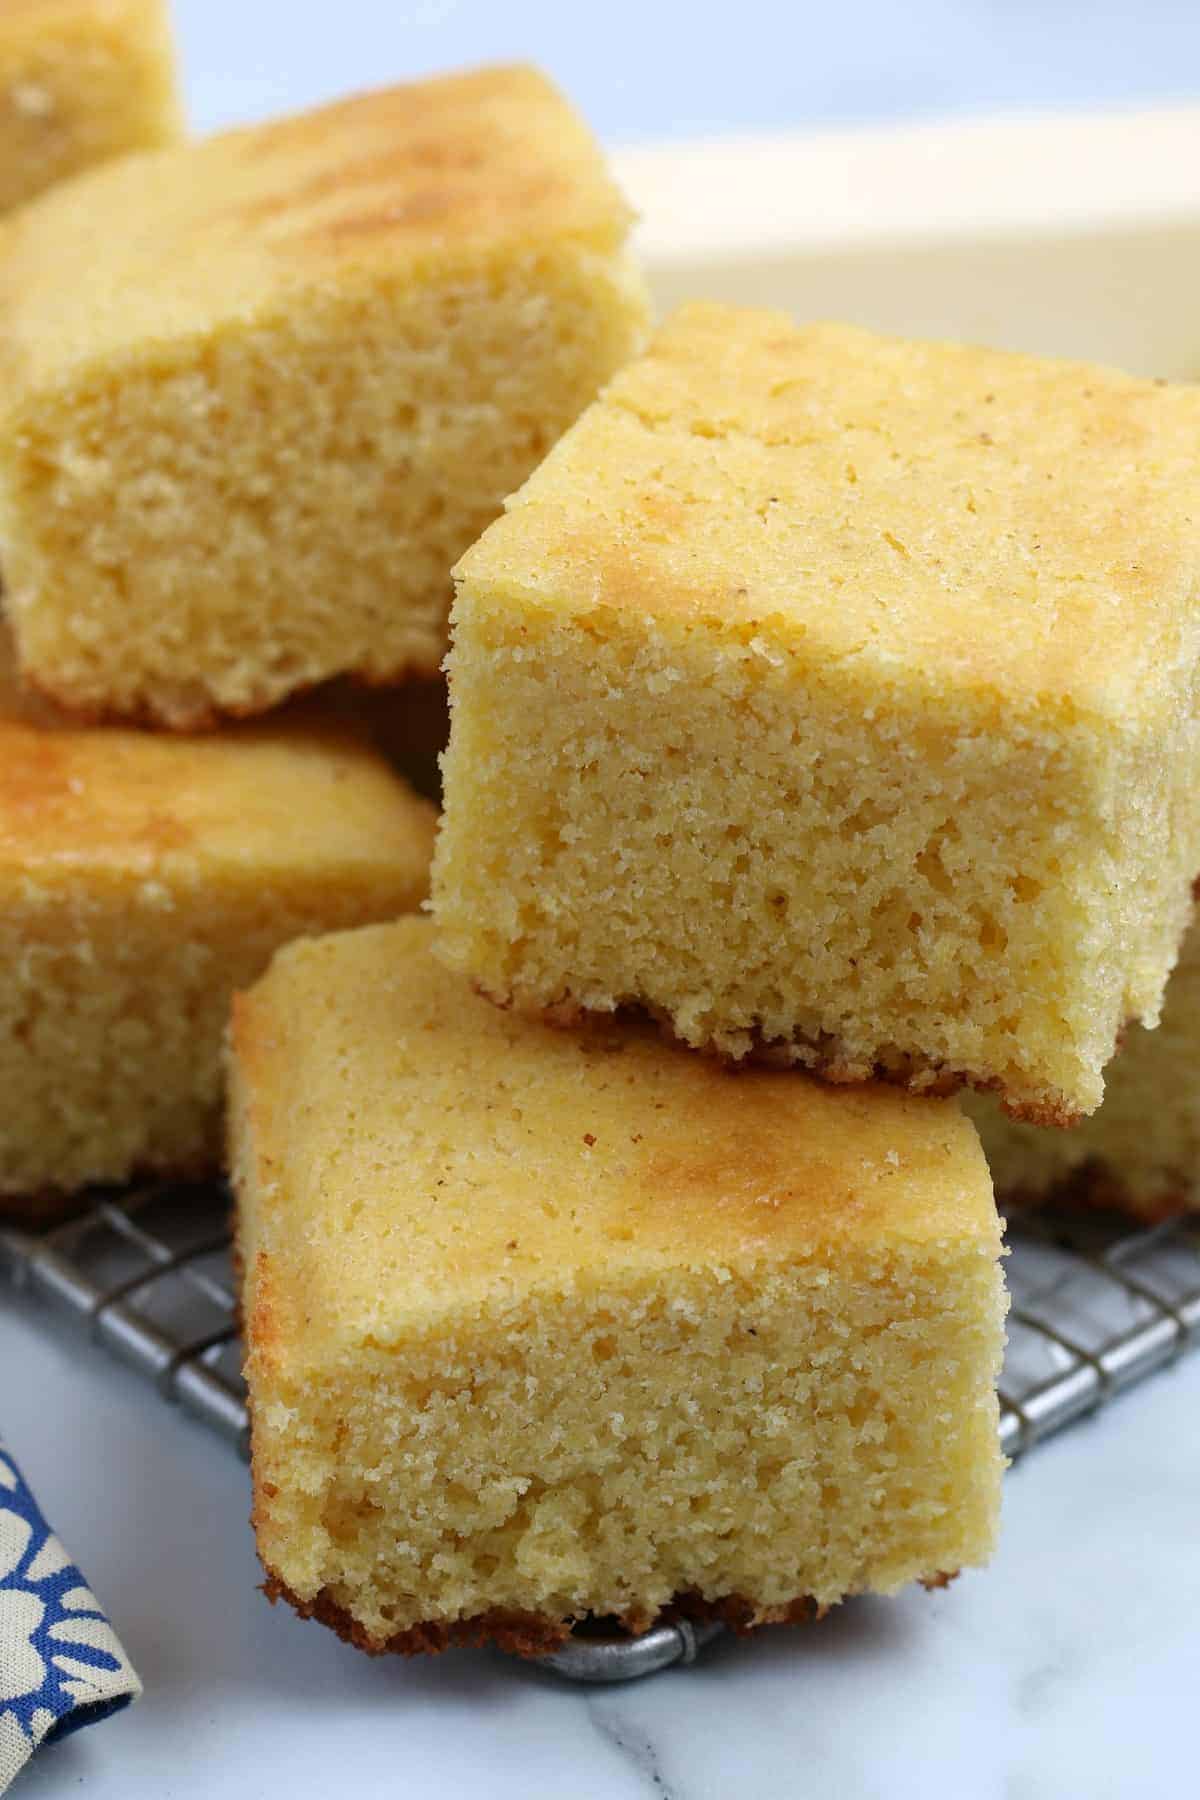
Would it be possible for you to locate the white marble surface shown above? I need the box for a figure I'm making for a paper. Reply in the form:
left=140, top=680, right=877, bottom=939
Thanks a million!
left=2, top=1285, right=1196, bottom=1799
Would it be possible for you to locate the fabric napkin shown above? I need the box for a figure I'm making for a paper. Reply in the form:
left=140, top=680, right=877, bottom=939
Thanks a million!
left=0, top=1440, right=140, bottom=1792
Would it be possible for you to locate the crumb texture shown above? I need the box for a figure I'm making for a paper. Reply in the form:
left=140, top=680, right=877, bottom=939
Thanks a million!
left=0, top=655, right=436, bottom=1205
left=231, top=918, right=1005, bottom=1648
left=433, top=304, right=1200, bottom=1121
left=0, top=64, right=649, bottom=724
left=966, top=914, right=1200, bottom=1219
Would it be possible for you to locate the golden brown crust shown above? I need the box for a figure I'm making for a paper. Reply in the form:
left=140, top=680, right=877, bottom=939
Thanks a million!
left=473, top=981, right=1090, bottom=1130
left=680, top=1020, right=1085, bottom=1130
left=261, top=1572, right=839, bottom=1659
left=261, top=1571, right=963, bottom=1658
left=453, top=304, right=1200, bottom=712
left=262, top=1575, right=576, bottom=1658
left=1, top=65, right=637, bottom=395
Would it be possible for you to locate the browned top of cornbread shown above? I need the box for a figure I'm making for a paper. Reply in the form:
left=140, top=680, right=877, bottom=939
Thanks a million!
left=231, top=918, right=997, bottom=1356
left=0, top=642, right=437, bottom=881
left=0, top=0, right=176, bottom=60
left=454, top=302, right=1200, bottom=720
left=0, top=1, right=77, bottom=17
left=0, top=63, right=634, bottom=391
left=0, top=0, right=129, bottom=20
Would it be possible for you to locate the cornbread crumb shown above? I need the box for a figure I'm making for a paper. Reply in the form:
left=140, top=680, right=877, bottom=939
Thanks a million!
left=966, top=916, right=1200, bottom=1220
left=231, top=918, right=1005, bottom=1655
left=0, top=0, right=180, bottom=215
left=0, top=649, right=436, bottom=1213
left=0, top=64, right=649, bottom=726
left=433, top=303, right=1200, bottom=1122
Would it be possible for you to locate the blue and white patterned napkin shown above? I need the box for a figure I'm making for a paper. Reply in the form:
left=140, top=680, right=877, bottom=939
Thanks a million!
left=0, top=1441, right=140, bottom=1793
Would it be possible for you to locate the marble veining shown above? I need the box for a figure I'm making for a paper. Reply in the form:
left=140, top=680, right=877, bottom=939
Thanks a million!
left=587, top=1699, right=679, bottom=1797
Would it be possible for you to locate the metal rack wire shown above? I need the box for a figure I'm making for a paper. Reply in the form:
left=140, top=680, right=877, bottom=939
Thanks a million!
left=1, top=1184, right=249, bottom=1456
left=3, top=1183, right=1198, bottom=1680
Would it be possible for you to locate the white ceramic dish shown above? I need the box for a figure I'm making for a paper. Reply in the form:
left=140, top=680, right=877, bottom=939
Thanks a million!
left=614, top=104, right=1200, bottom=376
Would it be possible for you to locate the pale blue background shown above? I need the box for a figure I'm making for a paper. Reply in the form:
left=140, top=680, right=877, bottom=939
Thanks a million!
left=175, top=0, right=1200, bottom=143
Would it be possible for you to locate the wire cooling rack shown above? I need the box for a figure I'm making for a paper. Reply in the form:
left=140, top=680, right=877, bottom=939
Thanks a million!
left=3, top=1184, right=1199, bottom=1681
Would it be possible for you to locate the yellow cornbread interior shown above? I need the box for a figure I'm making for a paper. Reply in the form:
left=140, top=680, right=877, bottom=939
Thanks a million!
left=0, top=656, right=436, bottom=1203
left=0, top=0, right=180, bottom=215
left=433, top=303, right=1200, bottom=1123
left=0, top=63, right=649, bottom=725
left=967, top=915, right=1200, bottom=1220
left=231, top=919, right=1005, bottom=1646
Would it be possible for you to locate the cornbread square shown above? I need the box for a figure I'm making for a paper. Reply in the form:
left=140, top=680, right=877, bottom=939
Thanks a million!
left=230, top=917, right=1005, bottom=1657
left=966, top=915, right=1200, bottom=1221
left=0, top=0, right=179, bottom=215
left=0, top=65, right=649, bottom=727
left=0, top=654, right=436, bottom=1215
left=433, top=303, right=1200, bottom=1124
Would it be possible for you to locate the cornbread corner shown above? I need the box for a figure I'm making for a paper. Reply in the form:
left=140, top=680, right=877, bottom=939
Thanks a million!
left=0, top=647, right=436, bottom=1216
left=433, top=302, right=1200, bottom=1124
left=230, top=917, right=1005, bottom=1657
left=966, top=914, right=1200, bottom=1222
left=0, top=0, right=180, bottom=216
left=0, top=64, right=650, bottom=727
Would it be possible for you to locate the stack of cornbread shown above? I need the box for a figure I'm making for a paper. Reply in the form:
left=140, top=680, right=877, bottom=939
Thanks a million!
left=4, top=3, right=1198, bottom=1666
left=0, top=34, right=648, bottom=1209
